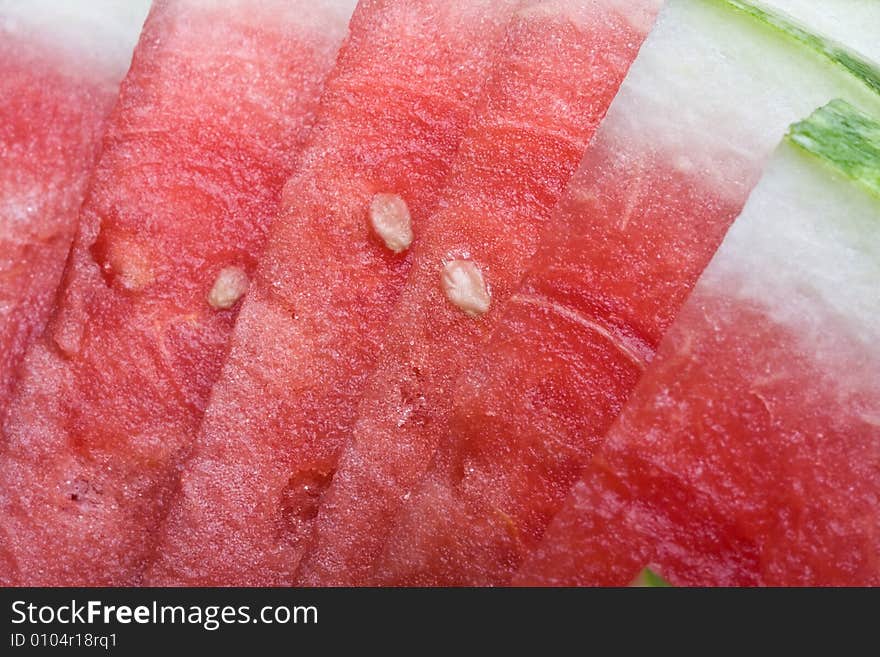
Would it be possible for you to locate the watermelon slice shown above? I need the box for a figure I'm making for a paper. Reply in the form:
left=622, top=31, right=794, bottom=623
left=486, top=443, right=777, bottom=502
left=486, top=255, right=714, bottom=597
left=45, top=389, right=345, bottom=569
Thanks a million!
left=0, top=0, right=354, bottom=586
left=298, top=0, right=663, bottom=587
left=146, top=0, right=522, bottom=586
left=372, top=0, right=880, bottom=586
left=0, top=0, right=149, bottom=413
left=516, top=99, right=880, bottom=586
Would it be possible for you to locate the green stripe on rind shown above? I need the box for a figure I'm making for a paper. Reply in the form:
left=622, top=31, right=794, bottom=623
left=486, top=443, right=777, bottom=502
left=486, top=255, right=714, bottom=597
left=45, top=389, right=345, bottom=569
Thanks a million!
left=716, top=0, right=880, bottom=96
left=630, top=567, right=673, bottom=587
left=786, top=99, right=880, bottom=199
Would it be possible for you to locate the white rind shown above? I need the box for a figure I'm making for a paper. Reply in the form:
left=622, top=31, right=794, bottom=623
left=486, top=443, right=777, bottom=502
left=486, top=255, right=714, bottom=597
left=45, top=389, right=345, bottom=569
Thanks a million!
left=597, top=0, right=880, bottom=203
left=702, top=140, right=880, bottom=355
left=0, top=0, right=356, bottom=81
left=0, top=0, right=151, bottom=80
left=760, top=0, right=880, bottom=64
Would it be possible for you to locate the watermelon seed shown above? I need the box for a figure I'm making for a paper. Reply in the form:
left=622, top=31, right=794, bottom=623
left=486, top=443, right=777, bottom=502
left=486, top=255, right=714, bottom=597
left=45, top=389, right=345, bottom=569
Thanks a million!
left=441, top=259, right=491, bottom=317
left=91, top=233, right=154, bottom=291
left=208, top=266, right=249, bottom=310
left=370, top=193, right=412, bottom=253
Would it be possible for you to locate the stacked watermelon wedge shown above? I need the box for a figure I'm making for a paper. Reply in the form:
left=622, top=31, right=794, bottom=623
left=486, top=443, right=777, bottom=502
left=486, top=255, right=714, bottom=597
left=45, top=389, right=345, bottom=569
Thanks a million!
left=517, top=99, right=880, bottom=586
left=148, top=0, right=590, bottom=587
left=1, top=0, right=878, bottom=587
left=0, top=1, right=149, bottom=413
left=0, top=0, right=355, bottom=586
left=370, top=0, right=880, bottom=586
left=297, top=0, right=663, bottom=587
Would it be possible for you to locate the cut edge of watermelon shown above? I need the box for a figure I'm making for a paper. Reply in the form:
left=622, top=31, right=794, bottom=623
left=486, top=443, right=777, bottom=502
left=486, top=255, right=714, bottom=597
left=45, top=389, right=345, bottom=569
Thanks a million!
left=722, top=1, right=880, bottom=87
left=786, top=99, right=880, bottom=199
left=630, top=566, right=673, bottom=587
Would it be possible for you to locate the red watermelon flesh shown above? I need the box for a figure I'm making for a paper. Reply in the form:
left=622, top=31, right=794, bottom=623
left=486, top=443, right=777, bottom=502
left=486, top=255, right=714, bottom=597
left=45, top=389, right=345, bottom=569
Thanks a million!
left=516, top=306, right=879, bottom=586
left=515, top=106, right=880, bottom=585
left=373, top=0, right=880, bottom=586
left=146, top=0, right=520, bottom=586
left=298, top=0, right=662, bottom=587
left=0, top=0, right=353, bottom=586
left=0, top=2, right=148, bottom=414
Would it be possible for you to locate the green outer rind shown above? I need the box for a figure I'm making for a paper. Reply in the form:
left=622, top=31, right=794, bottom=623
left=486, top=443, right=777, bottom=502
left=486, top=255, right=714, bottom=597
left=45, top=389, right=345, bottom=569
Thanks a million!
left=717, top=0, right=880, bottom=96
left=630, top=567, right=673, bottom=587
left=786, top=99, right=880, bottom=200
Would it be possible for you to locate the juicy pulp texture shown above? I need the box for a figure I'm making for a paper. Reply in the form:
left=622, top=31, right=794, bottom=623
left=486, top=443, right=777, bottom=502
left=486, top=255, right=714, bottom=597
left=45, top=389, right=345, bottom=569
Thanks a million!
left=298, top=0, right=662, bottom=587
left=0, top=0, right=353, bottom=586
left=372, top=0, right=880, bottom=586
left=516, top=109, right=880, bottom=585
left=147, top=0, right=521, bottom=586
left=0, top=1, right=149, bottom=414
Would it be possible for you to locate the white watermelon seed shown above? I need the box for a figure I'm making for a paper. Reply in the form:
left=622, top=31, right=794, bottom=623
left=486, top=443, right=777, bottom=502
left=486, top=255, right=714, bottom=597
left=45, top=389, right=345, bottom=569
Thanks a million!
left=441, top=259, right=491, bottom=317
left=208, top=266, right=249, bottom=310
left=370, top=193, right=413, bottom=253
